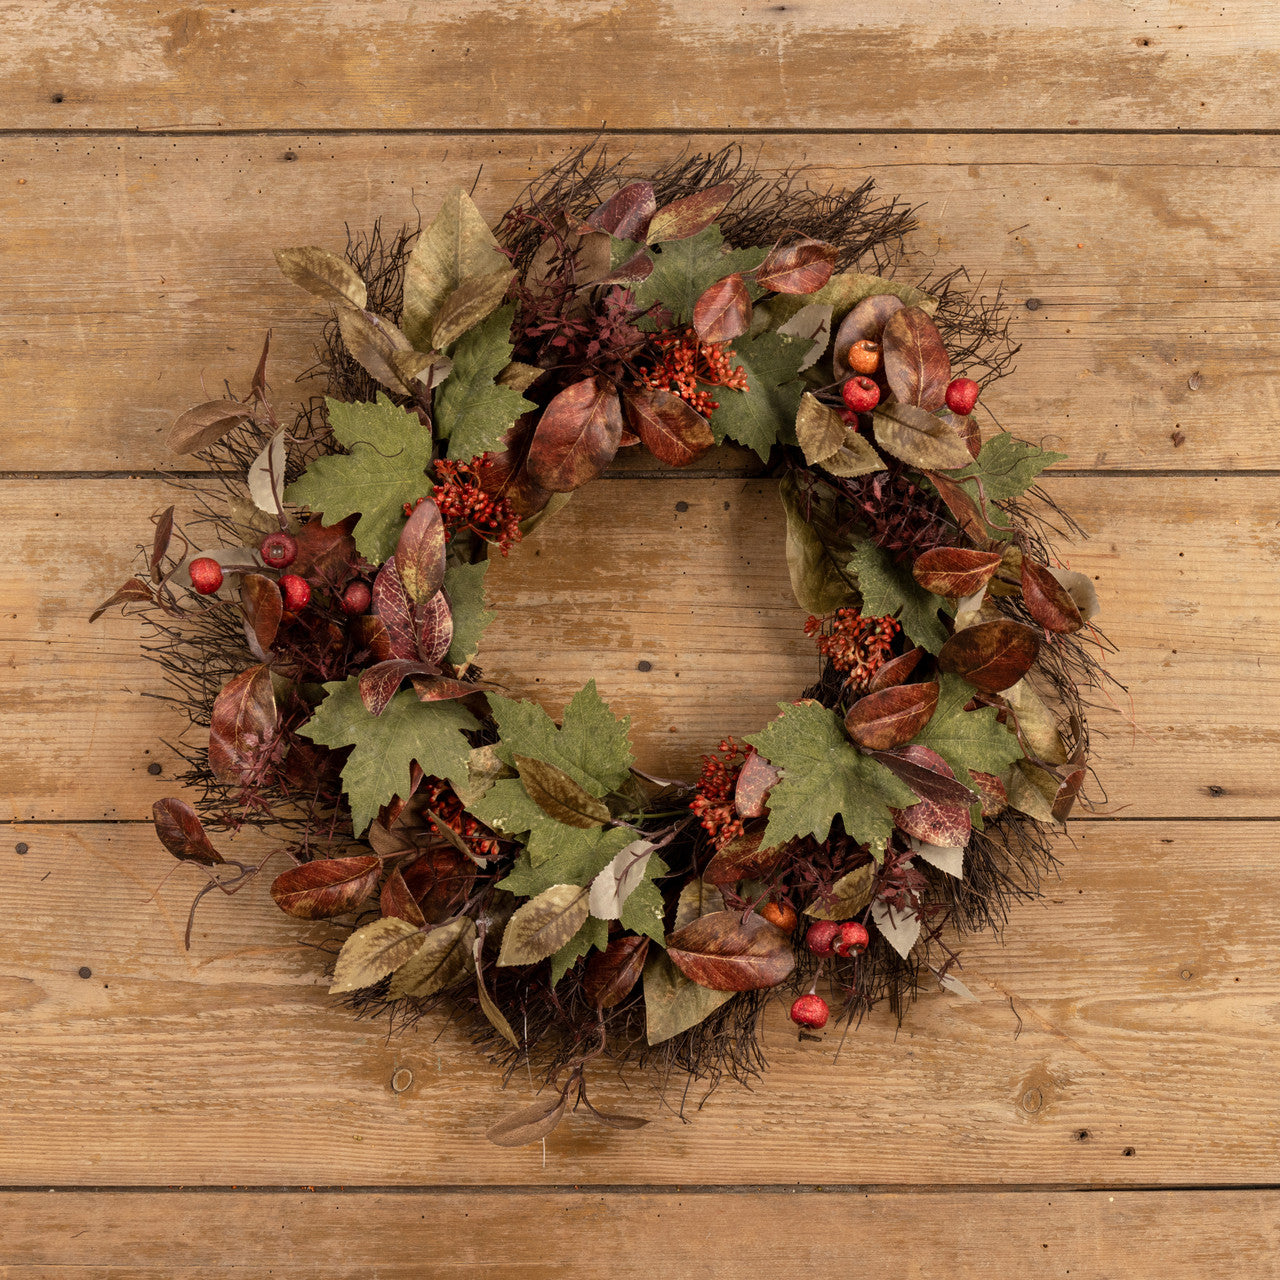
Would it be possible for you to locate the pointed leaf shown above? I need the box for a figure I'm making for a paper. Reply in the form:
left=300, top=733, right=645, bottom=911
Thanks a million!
left=913, top=547, right=1004, bottom=599
left=412, top=675, right=487, bottom=703
left=872, top=898, right=921, bottom=958
left=734, top=750, right=780, bottom=819
left=646, top=183, right=733, bottom=242
left=1022, top=559, right=1084, bottom=633
left=665, top=910, right=795, bottom=992
left=780, top=473, right=855, bottom=616
left=622, top=386, right=714, bottom=468
left=1049, top=567, right=1100, bottom=622
left=882, top=306, right=951, bottom=410
left=869, top=749, right=978, bottom=807
left=274, top=245, right=367, bottom=310
left=89, top=576, right=154, bottom=623
left=152, top=798, right=225, bottom=866
left=776, top=302, right=833, bottom=371
left=239, top=574, right=282, bottom=656
left=588, top=839, right=655, bottom=920
left=588, top=181, right=656, bottom=240
left=486, top=1091, right=569, bottom=1148
left=868, top=647, right=924, bottom=693
left=831, top=293, right=906, bottom=379
left=388, top=915, right=476, bottom=998
left=910, top=836, right=965, bottom=878
left=415, top=589, right=453, bottom=665
left=755, top=238, right=837, bottom=294
left=526, top=376, right=623, bottom=493
left=475, top=952, right=521, bottom=1046
left=513, top=755, right=611, bottom=829
left=497, top=884, right=591, bottom=966
left=358, top=659, right=441, bottom=717
left=805, top=862, right=875, bottom=921
left=395, top=498, right=446, bottom=604
left=704, top=824, right=788, bottom=884
left=674, top=879, right=725, bottom=932
left=643, top=952, right=733, bottom=1045
left=208, top=664, right=277, bottom=786
left=873, top=402, right=974, bottom=471
left=692, top=272, right=751, bottom=343
left=891, top=745, right=971, bottom=847
left=795, top=392, right=847, bottom=465
left=583, top=935, right=649, bottom=1009
left=380, top=867, right=427, bottom=928
left=845, top=681, right=939, bottom=751
left=270, top=855, right=381, bottom=919
left=938, top=619, right=1041, bottom=693
left=431, top=267, right=517, bottom=351
left=168, top=400, right=254, bottom=455
left=149, top=505, right=175, bottom=578
left=337, top=307, right=417, bottom=393
left=372, top=558, right=417, bottom=661
left=329, top=916, right=425, bottom=994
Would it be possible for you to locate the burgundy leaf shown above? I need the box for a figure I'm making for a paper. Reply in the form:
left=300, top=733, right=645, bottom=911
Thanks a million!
left=583, top=935, right=650, bottom=1009
left=474, top=414, right=554, bottom=519
left=586, top=181, right=656, bottom=241
left=882, top=306, right=952, bottom=411
left=844, top=681, right=939, bottom=751
left=269, top=855, right=382, bottom=919
left=526, top=376, right=623, bottom=493
left=734, top=750, right=781, bottom=820
left=1053, top=760, right=1087, bottom=821
left=89, top=576, right=154, bottom=623
left=1021, top=559, right=1084, bottom=633
left=351, top=613, right=396, bottom=662
left=938, top=619, right=1041, bottom=694
left=358, top=660, right=442, bottom=717
left=889, top=745, right=971, bottom=847
left=971, top=770, right=1009, bottom=818
left=704, top=824, right=789, bottom=885
left=867, top=647, right=924, bottom=693
left=150, top=505, right=175, bottom=579
left=372, top=558, right=417, bottom=661
left=755, top=238, right=837, bottom=295
left=415, top=590, right=454, bottom=665
left=239, top=573, right=283, bottom=656
left=913, top=547, right=1004, bottom=598
left=646, top=183, right=733, bottom=242
left=381, top=762, right=425, bottom=831
left=152, top=797, right=225, bottom=866
left=692, top=272, right=752, bottom=343
left=593, top=249, right=654, bottom=287
left=395, top=498, right=446, bottom=604
left=622, top=386, right=714, bottom=468
left=665, top=910, right=795, bottom=992
left=207, top=664, right=277, bottom=786
left=411, top=676, right=488, bottom=702
left=401, top=848, right=476, bottom=925
left=832, top=295, right=905, bottom=379
left=380, top=867, right=427, bottom=928
left=870, top=750, right=978, bottom=807
left=167, top=400, right=254, bottom=455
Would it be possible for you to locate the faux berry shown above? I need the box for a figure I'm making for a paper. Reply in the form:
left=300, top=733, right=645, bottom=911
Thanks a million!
left=188, top=557, right=223, bottom=595
left=832, top=921, right=870, bottom=957
left=260, top=531, right=298, bottom=569
left=279, top=574, right=311, bottom=611
left=760, top=901, right=798, bottom=932
left=847, top=339, right=881, bottom=375
left=341, top=581, right=372, bottom=615
left=841, top=375, right=880, bottom=414
left=790, top=993, right=829, bottom=1029
left=945, top=377, right=980, bottom=416
left=805, top=920, right=840, bottom=957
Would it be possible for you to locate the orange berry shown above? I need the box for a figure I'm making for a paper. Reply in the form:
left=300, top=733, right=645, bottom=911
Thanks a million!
left=847, top=339, right=881, bottom=374
left=760, top=901, right=798, bottom=932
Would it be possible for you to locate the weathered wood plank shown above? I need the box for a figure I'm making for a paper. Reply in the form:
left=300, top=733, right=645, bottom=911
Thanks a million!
left=0, top=819, right=1274, bottom=1185
left=0, top=1, right=1275, bottom=132
left=1, top=134, right=1274, bottom=472
left=1, top=1188, right=1276, bottom=1276
left=1, top=473, right=1267, bottom=822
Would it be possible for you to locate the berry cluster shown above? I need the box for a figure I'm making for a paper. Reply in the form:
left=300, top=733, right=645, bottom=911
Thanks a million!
left=420, top=777, right=504, bottom=861
left=804, top=609, right=901, bottom=692
left=639, top=327, right=749, bottom=417
left=410, top=459, right=523, bottom=555
left=689, top=737, right=749, bottom=849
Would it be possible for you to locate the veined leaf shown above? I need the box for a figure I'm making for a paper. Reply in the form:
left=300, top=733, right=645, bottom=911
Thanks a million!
left=497, top=884, right=591, bottom=967
left=329, top=916, right=425, bottom=994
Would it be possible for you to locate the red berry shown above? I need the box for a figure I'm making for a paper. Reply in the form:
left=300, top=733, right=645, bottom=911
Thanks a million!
left=260, top=531, right=298, bottom=569
left=760, top=901, right=798, bottom=932
left=279, top=574, right=311, bottom=611
left=790, top=993, right=829, bottom=1029
left=945, top=377, right=980, bottom=416
left=341, top=581, right=372, bottom=615
left=188, top=557, right=223, bottom=595
left=841, top=375, right=880, bottom=414
left=805, top=920, right=839, bottom=957
left=832, top=921, right=870, bottom=957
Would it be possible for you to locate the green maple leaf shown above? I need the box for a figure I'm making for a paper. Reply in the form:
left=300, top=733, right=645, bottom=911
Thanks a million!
left=746, top=701, right=918, bottom=858
left=632, top=225, right=768, bottom=326
left=847, top=538, right=953, bottom=654
left=947, top=434, right=1067, bottom=503
left=443, top=559, right=493, bottom=666
left=707, top=330, right=807, bottom=460
left=550, top=914, right=610, bottom=986
left=434, top=305, right=534, bottom=462
left=497, top=825, right=635, bottom=897
left=619, top=873, right=667, bottom=945
left=470, top=777, right=609, bottom=866
left=910, top=673, right=1025, bottom=792
left=284, top=394, right=432, bottom=565
left=298, top=677, right=477, bottom=836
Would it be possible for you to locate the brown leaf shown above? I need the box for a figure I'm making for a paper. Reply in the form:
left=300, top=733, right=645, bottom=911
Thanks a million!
left=168, top=400, right=255, bottom=455
left=402, top=847, right=476, bottom=924
left=794, top=392, right=847, bottom=465
left=805, top=862, right=875, bottom=921
left=1021, top=559, right=1084, bottom=633
left=881, top=306, right=951, bottom=410
left=351, top=613, right=395, bottom=663
left=890, top=745, right=971, bottom=847
left=755, top=238, right=837, bottom=294
left=239, top=574, right=282, bottom=657
left=358, top=660, right=441, bottom=716
left=395, top=499, right=446, bottom=604
left=1052, top=761, right=1088, bottom=822
left=208, top=664, right=277, bottom=786
left=869, top=749, right=978, bottom=807
left=250, top=330, right=271, bottom=401
left=291, top=515, right=357, bottom=581
left=273, top=245, right=367, bottom=310
left=584, top=1107, right=650, bottom=1131
left=673, top=879, right=725, bottom=933
left=832, top=295, right=905, bottom=379
left=872, top=402, right=974, bottom=471
left=336, top=307, right=417, bottom=393
left=388, top=914, right=476, bottom=998
left=513, top=755, right=610, bottom=828
left=372, top=558, right=417, bottom=661
left=270, top=855, right=381, bottom=919
left=415, top=589, right=454, bottom=665
left=497, top=883, right=591, bottom=966
left=411, top=675, right=488, bottom=702
left=938, top=619, right=1041, bottom=694
left=149, top=505, right=175, bottom=580
left=734, top=750, right=780, bottom=819
left=867, top=647, right=924, bottom=693
left=703, top=824, right=789, bottom=885
left=956, top=411, right=982, bottom=459
left=665, top=910, right=795, bottom=992
left=89, top=576, right=154, bottom=623
left=475, top=960, right=521, bottom=1047
left=924, top=470, right=1005, bottom=543
left=594, top=249, right=655, bottom=287
left=152, top=797, right=225, bottom=866
left=646, top=183, right=733, bottom=242
left=587, top=181, right=657, bottom=240
left=486, top=1090, right=569, bottom=1148
left=622, top=386, right=714, bottom=468
left=380, top=867, right=427, bottom=928
left=430, top=267, right=516, bottom=350
left=474, top=415, right=554, bottom=519
left=583, top=935, right=650, bottom=1009
left=913, top=547, right=1004, bottom=599
left=845, top=681, right=939, bottom=751
left=971, top=770, right=1008, bottom=818
left=526, top=376, right=623, bottom=493
left=692, top=272, right=752, bottom=343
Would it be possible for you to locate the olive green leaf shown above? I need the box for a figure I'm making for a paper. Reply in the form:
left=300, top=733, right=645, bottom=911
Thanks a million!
left=443, top=559, right=494, bottom=667
left=497, top=884, right=591, bottom=967
left=909, top=673, right=1025, bottom=793
left=643, top=951, right=733, bottom=1046
left=708, top=329, right=807, bottom=460
left=329, top=916, right=425, bottom=994
left=804, top=862, right=875, bottom=921
left=274, top=245, right=367, bottom=310
left=513, top=755, right=611, bottom=828
left=780, top=474, right=857, bottom=617
left=946, top=434, right=1068, bottom=503
left=388, top=915, right=477, bottom=999
left=847, top=538, right=952, bottom=654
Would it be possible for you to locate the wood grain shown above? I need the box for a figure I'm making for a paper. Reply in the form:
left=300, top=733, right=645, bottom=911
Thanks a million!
left=2, top=819, right=1276, bottom=1186
left=2, top=134, right=1275, bottom=472
left=1, top=1, right=1275, bottom=132
left=2, top=1188, right=1276, bottom=1276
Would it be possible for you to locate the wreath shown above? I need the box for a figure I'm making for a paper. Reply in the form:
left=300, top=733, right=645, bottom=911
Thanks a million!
left=96, top=147, right=1109, bottom=1145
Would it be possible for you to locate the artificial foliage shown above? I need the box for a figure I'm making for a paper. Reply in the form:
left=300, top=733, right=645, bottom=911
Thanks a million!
left=97, top=146, right=1111, bottom=1145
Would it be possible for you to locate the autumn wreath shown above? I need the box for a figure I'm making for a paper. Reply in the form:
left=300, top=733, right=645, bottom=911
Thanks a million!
left=97, top=148, right=1108, bottom=1143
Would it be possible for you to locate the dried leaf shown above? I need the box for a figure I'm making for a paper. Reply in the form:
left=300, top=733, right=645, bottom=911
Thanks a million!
left=867, top=648, right=923, bottom=693
left=585, top=1107, right=650, bottom=1131
left=1049, top=567, right=1100, bottom=622
left=526, top=376, right=623, bottom=493
left=673, top=879, right=725, bottom=933
left=588, top=181, right=657, bottom=240
left=388, top=914, right=476, bottom=998
left=513, top=755, right=611, bottom=829
left=805, top=862, right=875, bottom=921
left=329, top=916, right=425, bottom=994
left=871, top=897, right=921, bottom=959
left=395, top=498, right=446, bottom=604
left=497, top=883, right=591, bottom=966
left=415, top=589, right=454, bottom=665
left=358, top=659, right=441, bottom=717
left=646, top=182, right=733, bottom=242
left=475, top=953, right=521, bottom=1047
left=910, top=836, right=965, bottom=879
left=938, top=619, right=1041, bottom=694
left=1022, top=559, right=1084, bottom=633
left=795, top=392, right=846, bottom=465
left=588, top=839, right=655, bottom=919
left=270, top=855, right=381, bottom=919
left=1052, top=759, right=1088, bottom=822
left=869, top=748, right=978, bottom=807
left=872, top=402, right=974, bottom=471
left=1006, top=759, right=1060, bottom=822
left=274, top=245, right=367, bottom=310
left=152, top=797, right=225, bottom=866
left=844, top=682, right=939, bottom=751
left=831, top=294, right=905, bottom=379
left=89, top=576, right=154, bottom=623
left=239, top=574, right=282, bottom=657
left=665, top=910, right=795, bottom=992
left=1001, top=678, right=1069, bottom=765
left=583, top=935, right=649, bottom=1009
left=776, top=302, right=833, bottom=371
left=882, top=306, right=951, bottom=410
left=913, top=547, right=1004, bottom=599
left=704, top=825, right=788, bottom=885
left=149, top=505, right=175, bottom=580
left=485, top=1090, right=569, bottom=1148
left=925, top=468, right=1006, bottom=544
left=755, top=238, right=837, bottom=294
left=372, top=558, right=417, bottom=661
left=780, top=474, right=855, bottom=616
left=819, top=434, right=887, bottom=479
left=692, top=272, right=752, bottom=343
left=734, top=750, right=780, bottom=819
left=622, top=386, right=714, bottom=468
left=412, top=675, right=488, bottom=703
left=337, top=307, right=417, bottom=393
left=971, top=769, right=1009, bottom=818
left=168, top=400, right=254, bottom=455
left=208, top=664, right=277, bottom=786
left=380, top=867, right=427, bottom=928
left=389, top=348, right=453, bottom=393
left=643, top=951, right=733, bottom=1045
left=939, top=971, right=981, bottom=1002
left=430, top=267, right=517, bottom=351
left=890, top=744, right=972, bottom=847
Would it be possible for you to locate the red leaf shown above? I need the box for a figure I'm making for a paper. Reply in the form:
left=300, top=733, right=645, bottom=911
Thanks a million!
left=755, top=238, right=837, bottom=294
left=594, top=249, right=655, bottom=287
left=152, top=797, right=225, bottom=866
left=526, top=376, right=623, bottom=493
left=89, top=576, right=154, bottom=623
left=380, top=867, right=427, bottom=927
left=889, top=745, right=971, bottom=847
left=882, top=306, right=952, bottom=411
left=867, top=647, right=923, bottom=693
left=208, top=664, right=277, bottom=785
left=415, top=590, right=454, bottom=665
left=912, top=547, right=1004, bottom=598
left=586, top=181, right=656, bottom=241
left=704, top=824, right=788, bottom=885
left=692, top=272, right=752, bottom=343
left=734, top=750, right=781, bottom=820
left=474, top=414, right=554, bottom=518
left=665, top=910, right=795, bottom=992
left=411, top=676, right=488, bottom=702
left=622, top=386, right=714, bottom=468
left=401, top=848, right=476, bottom=924
left=844, top=681, right=939, bottom=751
left=270, top=855, right=382, bottom=919
left=646, top=183, right=733, bottom=242
left=833, top=295, right=905, bottom=378
left=358, top=659, right=442, bottom=717
left=291, top=515, right=357, bottom=581
left=1021, top=559, right=1084, bottom=633
left=870, top=750, right=979, bottom=807
left=239, top=573, right=282, bottom=656
left=583, top=935, right=649, bottom=1009
left=938, top=619, right=1041, bottom=694
left=372, top=558, right=417, bottom=661
left=971, top=770, right=1009, bottom=818
left=924, top=470, right=1006, bottom=543
left=395, top=498, right=446, bottom=603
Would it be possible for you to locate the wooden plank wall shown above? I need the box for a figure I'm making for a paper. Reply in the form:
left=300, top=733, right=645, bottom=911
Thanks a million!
left=2, top=3, right=1278, bottom=1273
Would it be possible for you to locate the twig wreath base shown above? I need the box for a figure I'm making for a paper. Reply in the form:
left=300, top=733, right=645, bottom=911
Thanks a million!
left=98, top=146, right=1112, bottom=1144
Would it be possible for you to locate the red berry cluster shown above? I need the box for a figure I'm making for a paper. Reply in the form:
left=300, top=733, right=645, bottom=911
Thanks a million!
left=689, top=737, right=749, bottom=849
left=804, top=608, right=901, bottom=692
left=407, top=460, right=523, bottom=555
left=639, top=327, right=749, bottom=417
left=420, top=777, right=503, bottom=860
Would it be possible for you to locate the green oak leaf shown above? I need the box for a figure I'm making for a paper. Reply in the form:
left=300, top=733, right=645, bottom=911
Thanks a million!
left=746, top=701, right=918, bottom=859
left=549, top=914, right=610, bottom=986
left=434, top=305, right=534, bottom=462
left=708, top=329, right=807, bottom=460
left=632, top=225, right=768, bottom=326
left=497, top=825, right=636, bottom=898
left=946, top=434, right=1067, bottom=503
left=284, top=394, right=432, bottom=565
left=847, top=538, right=953, bottom=654
left=298, top=678, right=477, bottom=836
left=444, top=559, right=494, bottom=666
left=910, top=672, right=1025, bottom=793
